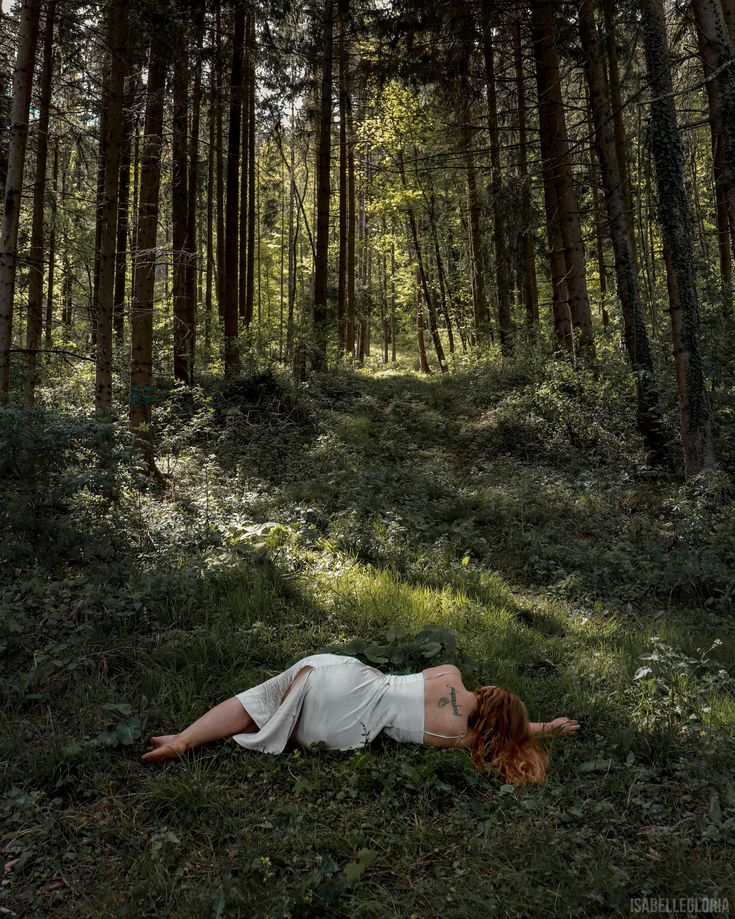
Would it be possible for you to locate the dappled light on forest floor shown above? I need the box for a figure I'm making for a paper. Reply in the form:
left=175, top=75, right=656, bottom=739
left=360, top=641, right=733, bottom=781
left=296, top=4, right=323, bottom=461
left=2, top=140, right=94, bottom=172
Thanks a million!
left=3, top=363, right=734, bottom=915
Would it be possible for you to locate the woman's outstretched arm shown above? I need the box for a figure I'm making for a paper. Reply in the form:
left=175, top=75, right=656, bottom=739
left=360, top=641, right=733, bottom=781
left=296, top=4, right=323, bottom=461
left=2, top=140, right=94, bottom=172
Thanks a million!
left=530, top=717, right=580, bottom=737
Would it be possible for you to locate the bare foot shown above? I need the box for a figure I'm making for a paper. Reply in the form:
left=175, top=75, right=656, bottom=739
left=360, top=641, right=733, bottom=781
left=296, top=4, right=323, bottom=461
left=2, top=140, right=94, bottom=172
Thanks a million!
left=149, top=734, right=177, bottom=748
left=140, top=739, right=188, bottom=764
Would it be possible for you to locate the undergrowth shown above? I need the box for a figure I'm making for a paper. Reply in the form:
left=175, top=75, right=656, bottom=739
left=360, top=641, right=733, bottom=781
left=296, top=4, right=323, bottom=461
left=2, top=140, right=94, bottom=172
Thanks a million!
left=1, top=349, right=734, bottom=917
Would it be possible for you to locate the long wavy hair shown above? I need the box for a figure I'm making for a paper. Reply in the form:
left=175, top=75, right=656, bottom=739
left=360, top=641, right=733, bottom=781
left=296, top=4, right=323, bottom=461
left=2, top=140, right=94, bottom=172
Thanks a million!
left=465, top=685, right=548, bottom=784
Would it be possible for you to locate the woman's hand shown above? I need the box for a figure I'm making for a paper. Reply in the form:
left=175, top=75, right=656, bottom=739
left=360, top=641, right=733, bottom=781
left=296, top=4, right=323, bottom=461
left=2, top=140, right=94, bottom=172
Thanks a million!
left=544, top=717, right=580, bottom=737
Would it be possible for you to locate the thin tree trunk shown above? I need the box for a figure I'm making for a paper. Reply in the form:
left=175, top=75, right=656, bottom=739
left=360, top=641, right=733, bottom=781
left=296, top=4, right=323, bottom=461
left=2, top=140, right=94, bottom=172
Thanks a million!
left=415, top=266, right=430, bottom=373
left=427, top=200, right=455, bottom=354
left=238, top=12, right=250, bottom=321
left=245, top=11, right=256, bottom=326
left=205, top=27, right=216, bottom=352
left=640, top=0, right=715, bottom=476
left=24, top=0, right=56, bottom=408
left=172, top=10, right=190, bottom=383
left=0, top=0, right=42, bottom=399
left=603, top=0, right=638, bottom=271
left=586, top=89, right=609, bottom=330
left=345, top=69, right=356, bottom=355
left=185, top=7, right=203, bottom=379
left=215, top=0, right=225, bottom=319
left=691, top=0, right=735, bottom=315
left=390, top=238, right=396, bottom=361
left=532, top=0, right=595, bottom=360
left=45, top=136, right=58, bottom=348
left=130, top=38, right=167, bottom=463
left=580, top=0, right=666, bottom=463
left=460, top=95, right=489, bottom=343
left=114, top=74, right=134, bottom=341
left=94, top=0, right=127, bottom=417
left=483, top=23, right=513, bottom=353
left=400, top=148, right=446, bottom=372
left=224, top=2, right=245, bottom=374
left=312, top=0, right=334, bottom=371
left=337, top=0, right=349, bottom=349
left=514, top=20, right=539, bottom=330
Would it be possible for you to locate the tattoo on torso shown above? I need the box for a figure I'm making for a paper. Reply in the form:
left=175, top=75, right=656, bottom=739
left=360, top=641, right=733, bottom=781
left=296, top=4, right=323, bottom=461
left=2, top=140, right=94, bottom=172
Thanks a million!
left=437, top=684, right=461, bottom=717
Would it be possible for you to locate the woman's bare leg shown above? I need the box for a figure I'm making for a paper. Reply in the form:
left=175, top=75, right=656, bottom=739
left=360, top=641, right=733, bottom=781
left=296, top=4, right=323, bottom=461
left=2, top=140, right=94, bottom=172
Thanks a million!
left=141, top=698, right=256, bottom=764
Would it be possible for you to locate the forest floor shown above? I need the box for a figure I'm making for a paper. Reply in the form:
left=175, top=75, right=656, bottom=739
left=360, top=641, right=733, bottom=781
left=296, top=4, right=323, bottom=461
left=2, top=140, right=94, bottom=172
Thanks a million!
left=2, top=350, right=735, bottom=917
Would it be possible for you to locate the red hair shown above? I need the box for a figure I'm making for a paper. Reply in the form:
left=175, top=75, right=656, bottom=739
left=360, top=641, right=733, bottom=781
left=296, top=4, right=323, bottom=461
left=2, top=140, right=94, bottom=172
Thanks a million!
left=465, top=686, right=548, bottom=785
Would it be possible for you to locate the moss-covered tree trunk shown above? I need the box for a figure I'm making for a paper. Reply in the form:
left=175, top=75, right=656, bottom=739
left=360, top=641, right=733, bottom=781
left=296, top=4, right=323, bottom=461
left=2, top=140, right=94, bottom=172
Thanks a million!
left=640, top=0, right=715, bottom=476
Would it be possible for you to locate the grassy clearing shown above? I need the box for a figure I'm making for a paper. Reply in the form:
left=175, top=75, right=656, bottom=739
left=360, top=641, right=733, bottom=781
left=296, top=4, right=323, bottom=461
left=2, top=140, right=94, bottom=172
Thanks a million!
left=2, top=353, right=735, bottom=917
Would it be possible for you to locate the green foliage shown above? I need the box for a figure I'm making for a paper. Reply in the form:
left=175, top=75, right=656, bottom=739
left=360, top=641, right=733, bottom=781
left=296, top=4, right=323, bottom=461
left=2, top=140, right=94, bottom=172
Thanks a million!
left=2, top=362, right=735, bottom=917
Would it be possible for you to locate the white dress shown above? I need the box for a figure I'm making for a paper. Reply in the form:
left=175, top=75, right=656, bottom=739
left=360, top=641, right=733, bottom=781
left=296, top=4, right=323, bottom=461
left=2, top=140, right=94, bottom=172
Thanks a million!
left=232, top=653, right=453, bottom=753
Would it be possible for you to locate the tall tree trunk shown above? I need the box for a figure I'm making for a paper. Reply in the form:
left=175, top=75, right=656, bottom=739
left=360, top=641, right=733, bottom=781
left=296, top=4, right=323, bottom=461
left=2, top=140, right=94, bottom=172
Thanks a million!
left=129, top=39, right=167, bottom=463
left=415, top=266, right=430, bottom=373
left=238, top=12, right=250, bottom=321
left=205, top=27, right=216, bottom=352
left=172, top=10, right=190, bottom=383
left=45, top=136, right=58, bottom=348
left=427, top=197, right=455, bottom=354
left=586, top=91, right=609, bottom=330
left=407, top=207, right=447, bottom=372
left=245, top=11, right=256, bottom=326
left=113, top=74, right=134, bottom=342
left=345, top=68, right=356, bottom=355
left=514, top=20, right=539, bottom=331
left=0, top=0, right=42, bottom=399
left=483, top=23, right=513, bottom=353
left=287, top=103, right=297, bottom=357
left=603, top=0, right=638, bottom=271
left=185, top=7, right=203, bottom=379
left=312, top=0, right=334, bottom=371
left=580, top=0, right=666, bottom=463
left=390, top=238, right=397, bottom=361
left=24, top=0, right=56, bottom=408
left=460, top=95, right=489, bottom=343
left=400, top=149, right=446, bottom=372
left=337, top=0, right=349, bottom=350
left=532, top=0, right=595, bottom=360
left=224, top=2, right=245, bottom=374
left=215, top=0, right=226, bottom=318
left=94, top=0, right=128, bottom=417
left=640, top=0, right=715, bottom=476
left=691, top=0, right=735, bottom=315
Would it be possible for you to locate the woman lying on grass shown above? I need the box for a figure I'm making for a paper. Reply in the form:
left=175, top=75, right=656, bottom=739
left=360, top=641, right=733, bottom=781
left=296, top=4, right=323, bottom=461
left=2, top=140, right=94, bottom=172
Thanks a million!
left=141, top=653, right=580, bottom=784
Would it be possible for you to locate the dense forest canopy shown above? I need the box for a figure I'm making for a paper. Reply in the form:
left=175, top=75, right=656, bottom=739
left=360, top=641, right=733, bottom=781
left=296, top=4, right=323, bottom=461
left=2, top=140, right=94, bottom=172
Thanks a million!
left=0, top=0, right=732, bottom=475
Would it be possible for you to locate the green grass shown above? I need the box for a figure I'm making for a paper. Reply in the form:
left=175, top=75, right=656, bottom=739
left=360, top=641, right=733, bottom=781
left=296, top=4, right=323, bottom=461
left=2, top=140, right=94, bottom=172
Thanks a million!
left=2, top=354, right=735, bottom=917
